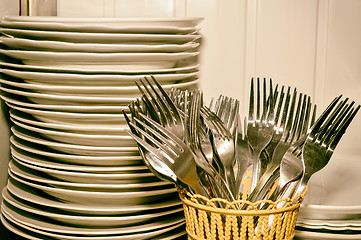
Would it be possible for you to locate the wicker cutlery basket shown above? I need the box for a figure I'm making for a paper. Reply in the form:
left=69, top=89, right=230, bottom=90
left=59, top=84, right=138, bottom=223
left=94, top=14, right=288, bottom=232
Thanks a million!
left=179, top=182, right=307, bottom=240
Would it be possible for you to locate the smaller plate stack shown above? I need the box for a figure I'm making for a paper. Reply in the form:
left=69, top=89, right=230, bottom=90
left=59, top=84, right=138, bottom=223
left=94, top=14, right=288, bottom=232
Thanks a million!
left=0, top=16, right=203, bottom=239
left=295, top=155, right=361, bottom=240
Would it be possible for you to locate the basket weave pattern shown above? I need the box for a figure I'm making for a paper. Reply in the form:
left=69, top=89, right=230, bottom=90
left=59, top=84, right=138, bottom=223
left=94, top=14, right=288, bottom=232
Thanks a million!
left=179, top=188, right=307, bottom=240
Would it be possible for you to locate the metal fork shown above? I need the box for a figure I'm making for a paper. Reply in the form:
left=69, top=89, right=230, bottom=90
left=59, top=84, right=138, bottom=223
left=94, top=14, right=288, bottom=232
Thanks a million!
left=293, top=98, right=360, bottom=197
left=201, top=106, right=237, bottom=197
left=247, top=78, right=276, bottom=192
left=135, top=76, right=185, bottom=140
left=125, top=111, right=202, bottom=194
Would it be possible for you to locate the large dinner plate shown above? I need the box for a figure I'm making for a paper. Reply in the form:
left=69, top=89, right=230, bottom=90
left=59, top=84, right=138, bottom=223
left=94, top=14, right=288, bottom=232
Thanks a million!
left=0, top=28, right=201, bottom=44
left=2, top=96, right=130, bottom=113
left=9, top=160, right=169, bottom=190
left=3, top=189, right=182, bottom=227
left=11, top=126, right=139, bottom=156
left=0, top=60, right=200, bottom=74
left=294, top=229, right=361, bottom=240
left=0, top=20, right=198, bottom=34
left=0, top=37, right=199, bottom=52
left=11, top=118, right=136, bottom=147
left=10, top=144, right=145, bottom=172
left=0, top=68, right=199, bottom=86
left=3, top=16, right=203, bottom=27
left=8, top=173, right=178, bottom=205
left=1, top=208, right=185, bottom=240
left=0, top=49, right=198, bottom=63
left=6, top=180, right=181, bottom=215
left=10, top=109, right=129, bottom=134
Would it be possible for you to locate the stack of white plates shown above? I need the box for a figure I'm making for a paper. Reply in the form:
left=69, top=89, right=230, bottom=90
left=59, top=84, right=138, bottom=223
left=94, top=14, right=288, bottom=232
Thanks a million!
left=295, top=155, right=361, bottom=239
left=0, top=16, right=203, bottom=239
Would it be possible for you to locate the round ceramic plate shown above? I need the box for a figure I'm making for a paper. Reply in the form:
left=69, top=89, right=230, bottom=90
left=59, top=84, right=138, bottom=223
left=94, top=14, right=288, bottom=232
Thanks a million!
left=10, top=144, right=144, bottom=171
left=3, top=16, right=203, bottom=27
left=0, top=60, right=200, bottom=74
left=6, top=180, right=182, bottom=215
left=11, top=126, right=139, bottom=156
left=294, top=229, right=361, bottom=240
left=10, top=110, right=129, bottom=134
left=3, top=191, right=183, bottom=227
left=10, top=118, right=136, bottom=147
left=8, top=173, right=178, bottom=205
left=1, top=207, right=185, bottom=240
left=0, top=28, right=201, bottom=44
left=0, top=21, right=199, bottom=34
left=0, top=36, right=199, bottom=52
left=10, top=136, right=144, bottom=167
left=296, top=219, right=361, bottom=231
left=9, top=160, right=170, bottom=190
left=2, top=95, right=130, bottom=113
left=1, top=68, right=199, bottom=86
left=0, top=49, right=198, bottom=63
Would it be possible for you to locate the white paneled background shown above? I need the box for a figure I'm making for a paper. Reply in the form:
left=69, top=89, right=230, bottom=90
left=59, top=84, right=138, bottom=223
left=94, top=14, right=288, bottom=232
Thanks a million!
left=0, top=0, right=360, bottom=202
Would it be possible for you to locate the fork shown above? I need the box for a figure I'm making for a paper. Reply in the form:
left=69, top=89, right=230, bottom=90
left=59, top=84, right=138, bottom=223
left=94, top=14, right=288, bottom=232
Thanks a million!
left=125, top=110, right=202, bottom=194
left=135, top=76, right=185, bottom=140
left=201, top=106, right=237, bottom=198
left=293, top=98, right=360, bottom=198
left=247, top=78, right=276, bottom=192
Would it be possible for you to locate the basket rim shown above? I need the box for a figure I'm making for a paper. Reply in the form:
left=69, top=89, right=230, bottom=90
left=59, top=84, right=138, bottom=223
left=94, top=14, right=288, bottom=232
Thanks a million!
left=179, top=187, right=308, bottom=216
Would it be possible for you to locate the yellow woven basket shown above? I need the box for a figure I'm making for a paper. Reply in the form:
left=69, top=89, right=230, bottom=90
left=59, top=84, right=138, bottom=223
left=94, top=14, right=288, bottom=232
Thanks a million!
left=179, top=184, right=307, bottom=240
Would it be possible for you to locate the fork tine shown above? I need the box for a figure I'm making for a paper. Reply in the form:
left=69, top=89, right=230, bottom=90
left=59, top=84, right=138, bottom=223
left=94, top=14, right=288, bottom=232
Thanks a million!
left=138, top=78, right=168, bottom=124
left=143, top=77, right=173, bottom=122
left=257, top=77, right=261, bottom=121
left=311, top=98, right=348, bottom=140
left=274, top=85, right=285, bottom=128
left=289, top=93, right=305, bottom=142
left=320, top=102, right=354, bottom=145
left=249, top=78, right=255, bottom=121
left=137, top=112, right=184, bottom=148
left=328, top=105, right=360, bottom=151
left=128, top=121, right=179, bottom=159
left=261, top=78, right=267, bottom=122
left=149, top=75, right=182, bottom=122
left=133, top=117, right=182, bottom=156
left=300, top=96, right=312, bottom=136
left=308, top=95, right=343, bottom=137
left=135, top=81, right=161, bottom=123
left=284, top=88, right=298, bottom=140
left=267, top=79, right=275, bottom=121
left=279, top=87, right=291, bottom=130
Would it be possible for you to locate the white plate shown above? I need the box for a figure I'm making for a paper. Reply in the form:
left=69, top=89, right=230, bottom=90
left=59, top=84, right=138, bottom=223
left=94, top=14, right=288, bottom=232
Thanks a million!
left=2, top=95, right=130, bottom=113
left=1, top=85, right=137, bottom=105
left=1, top=68, right=199, bottom=86
left=3, top=189, right=183, bottom=227
left=297, top=218, right=361, bottom=231
left=10, top=144, right=145, bottom=172
left=0, top=60, right=200, bottom=74
left=1, top=28, right=201, bottom=44
left=9, top=173, right=178, bottom=205
left=10, top=110, right=129, bottom=134
left=294, top=230, right=361, bottom=240
left=0, top=36, right=199, bottom=52
left=0, top=21, right=198, bottom=34
left=3, top=16, right=203, bottom=27
left=6, top=180, right=182, bottom=215
left=2, top=207, right=185, bottom=240
left=0, top=49, right=198, bottom=63
left=11, top=118, right=136, bottom=147
left=5, top=102, right=129, bottom=122
left=11, top=126, right=139, bottom=156
left=10, top=160, right=170, bottom=190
